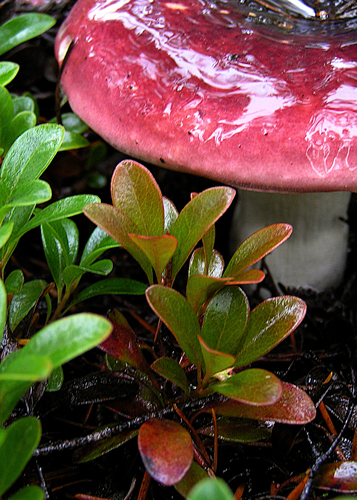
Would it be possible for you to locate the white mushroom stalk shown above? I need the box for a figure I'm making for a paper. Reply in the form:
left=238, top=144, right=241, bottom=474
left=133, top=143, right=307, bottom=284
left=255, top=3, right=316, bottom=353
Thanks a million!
left=231, top=191, right=351, bottom=290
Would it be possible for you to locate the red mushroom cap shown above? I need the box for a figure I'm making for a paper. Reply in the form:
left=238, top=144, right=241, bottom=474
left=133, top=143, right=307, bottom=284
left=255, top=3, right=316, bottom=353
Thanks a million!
left=55, top=0, right=357, bottom=192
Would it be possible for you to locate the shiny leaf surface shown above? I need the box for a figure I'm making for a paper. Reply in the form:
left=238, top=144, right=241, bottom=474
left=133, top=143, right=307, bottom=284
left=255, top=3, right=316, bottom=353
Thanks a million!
left=211, top=368, right=282, bottom=405
left=146, top=285, right=203, bottom=371
left=235, top=296, right=306, bottom=368
left=224, top=224, right=292, bottom=278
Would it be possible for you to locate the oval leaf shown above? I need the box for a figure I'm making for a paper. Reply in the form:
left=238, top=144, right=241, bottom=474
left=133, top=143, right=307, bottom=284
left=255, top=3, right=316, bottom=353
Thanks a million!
left=213, top=381, right=316, bottom=424
left=201, top=287, right=249, bottom=356
left=211, top=368, right=282, bottom=406
left=0, top=417, right=41, bottom=496
left=235, top=296, right=306, bottom=368
left=0, top=14, right=55, bottom=56
left=187, top=478, right=234, bottom=500
left=224, top=224, right=292, bottom=278
left=111, top=160, right=164, bottom=236
left=138, top=418, right=193, bottom=486
left=151, top=357, right=190, bottom=395
left=146, top=285, right=204, bottom=372
left=170, top=187, right=235, bottom=280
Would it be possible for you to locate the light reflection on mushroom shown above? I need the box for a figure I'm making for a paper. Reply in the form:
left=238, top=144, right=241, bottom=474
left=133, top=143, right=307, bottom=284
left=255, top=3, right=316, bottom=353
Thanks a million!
left=55, top=0, right=357, bottom=290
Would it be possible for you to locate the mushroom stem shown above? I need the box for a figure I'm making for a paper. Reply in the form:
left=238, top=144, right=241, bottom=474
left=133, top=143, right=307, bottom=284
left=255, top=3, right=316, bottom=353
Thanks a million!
left=230, top=191, right=351, bottom=290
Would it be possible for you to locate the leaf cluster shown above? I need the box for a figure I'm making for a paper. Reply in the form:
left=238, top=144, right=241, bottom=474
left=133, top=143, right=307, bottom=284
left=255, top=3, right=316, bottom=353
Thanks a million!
left=83, top=160, right=316, bottom=493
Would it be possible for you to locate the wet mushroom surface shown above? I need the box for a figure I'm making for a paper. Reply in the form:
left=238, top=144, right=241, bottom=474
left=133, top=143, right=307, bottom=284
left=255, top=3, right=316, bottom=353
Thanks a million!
left=2, top=1, right=357, bottom=499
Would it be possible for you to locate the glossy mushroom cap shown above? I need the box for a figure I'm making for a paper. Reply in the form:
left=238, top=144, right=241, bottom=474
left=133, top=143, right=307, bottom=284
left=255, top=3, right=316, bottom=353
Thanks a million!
left=55, top=0, right=357, bottom=193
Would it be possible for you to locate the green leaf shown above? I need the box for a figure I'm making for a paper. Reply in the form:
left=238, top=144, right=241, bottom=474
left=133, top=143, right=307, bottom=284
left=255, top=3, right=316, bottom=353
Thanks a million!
left=63, top=260, right=113, bottom=288
left=187, top=478, right=234, bottom=500
left=202, top=224, right=215, bottom=273
left=80, top=226, right=120, bottom=267
left=151, top=357, right=190, bottom=395
left=12, top=194, right=99, bottom=242
left=129, top=234, right=177, bottom=282
left=12, top=95, right=35, bottom=115
left=0, top=314, right=111, bottom=425
left=224, top=224, right=292, bottom=279
left=5, top=269, right=24, bottom=295
left=0, top=124, right=64, bottom=205
left=163, top=197, right=178, bottom=233
left=0, top=85, right=14, bottom=153
left=19, top=313, right=112, bottom=368
left=41, top=218, right=79, bottom=298
left=0, top=353, right=52, bottom=381
left=5, top=180, right=51, bottom=208
left=8, top=111, right=37, bottom=146
left=198, top=417, right=272, bottom=443
left=138, top=418, right=193, bottom=486
left=0, top=417, right=41, bottom=496
left=201, top=287, right=249, bottom=356
left=59, top=130, right=90, bottom=151
left=111, top=160, right=164, bottom=237
left=146, top=285, right=204, bottom=372
left=0, top=222, right=13, bottom=249
left=8, top=279, right=46, bottom=332
left=73, top=428, right=138, bottom=464
left=84, top=203, right=153, bottom=283
left=8, top=485, right=45, bottom=500
left=0, top=62, right=19, bottom=86
left=0, top=14, right=56, bottom=56
left=211, top=368, right=282, bottom=405
left=50, top=112, right=88, bottom=134
left=174, top=461, right=208, bottom=498
left=234, top=296, right=306, bottom=368
left=189, top=247, right=224, bottom=279
left=46, top=365, right=64, bottom=392
left=67, top=277, right=147, bottom=309
left=0, top=280, right=7, bottom=343
left=198, top=336, right=235, bottom=383
left=170, top=187, right=235, bottom=280
left=186, top=275, right=234, bottom=317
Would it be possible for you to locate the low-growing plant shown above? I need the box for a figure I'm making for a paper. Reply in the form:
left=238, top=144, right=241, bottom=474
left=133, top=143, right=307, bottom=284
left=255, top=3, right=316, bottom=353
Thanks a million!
left=0, top=16, right=143, bottom=499
left=74, top=159, right=317, bottom=495
left=0, top=13, right=90, bottom=156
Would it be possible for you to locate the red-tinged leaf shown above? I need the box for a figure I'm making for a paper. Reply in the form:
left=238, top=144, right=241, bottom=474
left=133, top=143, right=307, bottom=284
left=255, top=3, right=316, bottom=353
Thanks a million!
left=111, top=160, right=164, bottom=237
left=73, top=428, right=138, bottom=463
left=175, top=461, right=209, bottom=498
left=138, top=418, right=193, bottom=486
left=198, top=335, right=235, bottom=383
left=129, top=234, right=177, bottom=282
left=227, top=268, right=266, bottom=284
left=186, top=275, right=235, bottom=317
left=84, top=203, right=153, bottom=283
left=224, top=223, right=292, bottom=278
left=151, top=357, right=190, bottom=395
left=170, top=187, right=235, bottom=280
left=146, top=285, right=204, bottom=372
left=198, top=416, right=272, bottom=443
left=100, top=310, right=151, bottom=376
left=201, top=287, right=249, bottom=356
left=314, top=462, right=357, bottom=492
left=189, top=247, right=224, bottom=279
left=235, top=296, right=306, bottom=368
left=210, top=368, right=282, bottom=406
left=213, top=381, right=316, bottom=424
